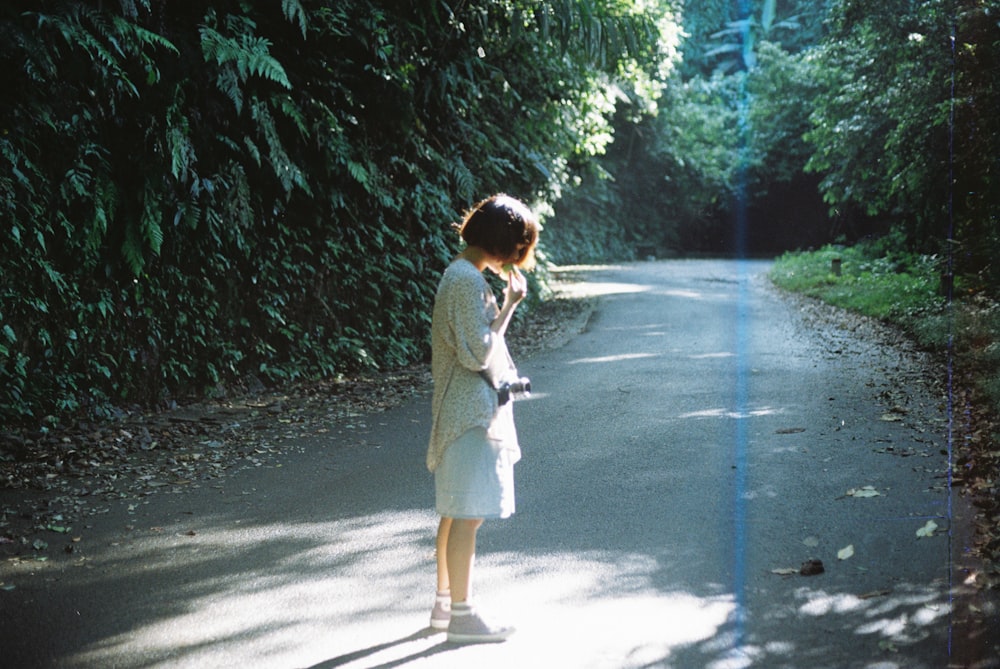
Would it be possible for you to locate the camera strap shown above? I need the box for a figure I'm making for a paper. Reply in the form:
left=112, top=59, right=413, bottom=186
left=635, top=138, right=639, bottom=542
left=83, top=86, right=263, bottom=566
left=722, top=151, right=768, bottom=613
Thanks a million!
left=478, top=370, right=499, bottom=391
left=478, top=370, right=508, bottom=406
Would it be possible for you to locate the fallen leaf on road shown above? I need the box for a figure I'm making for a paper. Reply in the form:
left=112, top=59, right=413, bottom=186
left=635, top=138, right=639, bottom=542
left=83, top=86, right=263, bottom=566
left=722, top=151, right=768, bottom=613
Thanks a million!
left=878, top=640, right=899, bottom=653
left=880, top=405, right=908, bottom=423
left=858, top=589, right=892, bottom=600
left=916, top=520, right=938, bottom=538
left=800, top=559, right=825, bottom=575
left=770, top=567, right=799, bottom=576
left=846, top=486, right=881, bottom=498
left=838, top=544, right=855, bottom=560
left=802, top=536, right=820, bottom=547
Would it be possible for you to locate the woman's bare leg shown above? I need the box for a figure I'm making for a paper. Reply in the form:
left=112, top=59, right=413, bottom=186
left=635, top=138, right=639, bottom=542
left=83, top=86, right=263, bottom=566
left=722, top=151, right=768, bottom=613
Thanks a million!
left=435, top=517, right=452, bottom=593
left=446, top=518, right=484, bottom=603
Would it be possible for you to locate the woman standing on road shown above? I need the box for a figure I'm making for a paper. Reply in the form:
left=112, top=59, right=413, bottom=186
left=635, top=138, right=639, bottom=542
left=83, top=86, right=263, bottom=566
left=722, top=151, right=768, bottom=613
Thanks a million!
left=426, top=194, right=539, bottom=644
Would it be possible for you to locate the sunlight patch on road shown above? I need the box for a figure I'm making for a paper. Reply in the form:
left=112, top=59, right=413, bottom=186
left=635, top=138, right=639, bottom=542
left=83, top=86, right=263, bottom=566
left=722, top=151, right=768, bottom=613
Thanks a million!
left=557, top=280, right=652, bottom=298
left=64, top=510, right=437, bottom=669
left=794, top=585, right=951, bottom=646
left=471, top=551, right=738, bottom=669
left=549, top=264, right=654, bottom=300
left=654, top=288, right=705, bottom=300
left=679, top=406, right=781, bottom=420
left=568, top=352, right=659, bottom=365
left=62, top=511, right=738, bottom=669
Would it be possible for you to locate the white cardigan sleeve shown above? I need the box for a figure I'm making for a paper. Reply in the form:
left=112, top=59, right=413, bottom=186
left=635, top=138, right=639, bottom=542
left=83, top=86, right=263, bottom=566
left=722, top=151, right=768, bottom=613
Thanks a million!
left=442, top=269, right=501, bottom=373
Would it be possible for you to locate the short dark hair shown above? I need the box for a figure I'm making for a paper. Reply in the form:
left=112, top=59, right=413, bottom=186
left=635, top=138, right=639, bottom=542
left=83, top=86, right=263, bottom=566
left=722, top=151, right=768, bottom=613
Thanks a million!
left=458, top=194, right=540, bottom=269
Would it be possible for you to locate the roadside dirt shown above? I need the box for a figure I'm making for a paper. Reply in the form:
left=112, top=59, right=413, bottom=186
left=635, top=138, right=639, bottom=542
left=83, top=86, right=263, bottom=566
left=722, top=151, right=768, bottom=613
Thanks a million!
left=776, top=285, right=1000, bottom=594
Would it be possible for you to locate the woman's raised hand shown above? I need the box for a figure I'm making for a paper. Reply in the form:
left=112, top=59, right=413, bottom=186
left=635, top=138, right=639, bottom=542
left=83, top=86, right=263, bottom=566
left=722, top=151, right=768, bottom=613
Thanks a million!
left=505, top=266, right=527, bottom=304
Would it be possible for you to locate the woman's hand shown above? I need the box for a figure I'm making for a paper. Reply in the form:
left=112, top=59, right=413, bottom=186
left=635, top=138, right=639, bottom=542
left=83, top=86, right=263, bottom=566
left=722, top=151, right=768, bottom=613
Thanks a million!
left=492, top=264, right=527, bottom=336
left=504, top=265, right=528, bottom=305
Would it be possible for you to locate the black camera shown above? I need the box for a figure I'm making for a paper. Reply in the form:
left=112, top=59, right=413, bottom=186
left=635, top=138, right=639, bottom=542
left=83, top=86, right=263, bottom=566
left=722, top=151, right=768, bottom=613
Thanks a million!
left=497, top=377, right=531, bottom=406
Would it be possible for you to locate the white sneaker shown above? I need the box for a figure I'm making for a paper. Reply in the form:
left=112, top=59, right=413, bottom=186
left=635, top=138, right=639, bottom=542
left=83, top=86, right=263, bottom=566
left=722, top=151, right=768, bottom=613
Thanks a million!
left=446, top=603, right=515, bottom=644
left=429, top=592, right=450, bottom=630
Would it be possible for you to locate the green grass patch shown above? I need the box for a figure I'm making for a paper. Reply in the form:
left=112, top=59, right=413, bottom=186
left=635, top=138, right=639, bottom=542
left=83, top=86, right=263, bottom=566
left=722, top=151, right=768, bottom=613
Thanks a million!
left=770, top=244, right=944, bottom=323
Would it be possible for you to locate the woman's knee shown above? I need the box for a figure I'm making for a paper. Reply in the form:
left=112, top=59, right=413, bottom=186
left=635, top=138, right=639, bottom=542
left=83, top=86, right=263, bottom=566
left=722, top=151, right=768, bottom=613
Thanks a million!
left=454, top=517, right=484, bottom=532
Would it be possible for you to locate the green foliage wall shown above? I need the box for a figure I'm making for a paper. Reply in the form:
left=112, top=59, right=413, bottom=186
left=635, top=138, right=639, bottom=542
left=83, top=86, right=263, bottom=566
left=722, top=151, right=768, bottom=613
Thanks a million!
left=0, top=0, right=670, bottom=425
left=805, top=0, right=1000, bottom=289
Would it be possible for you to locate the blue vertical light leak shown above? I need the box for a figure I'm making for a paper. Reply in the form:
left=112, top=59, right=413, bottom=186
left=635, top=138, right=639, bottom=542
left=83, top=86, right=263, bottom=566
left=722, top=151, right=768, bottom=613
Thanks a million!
left=732, top=258, right=750, bottom=653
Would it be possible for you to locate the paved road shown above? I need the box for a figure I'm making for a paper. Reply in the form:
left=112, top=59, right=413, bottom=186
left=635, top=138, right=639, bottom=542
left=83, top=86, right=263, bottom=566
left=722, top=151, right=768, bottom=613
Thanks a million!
left=1, top=260, right=995, bottom=668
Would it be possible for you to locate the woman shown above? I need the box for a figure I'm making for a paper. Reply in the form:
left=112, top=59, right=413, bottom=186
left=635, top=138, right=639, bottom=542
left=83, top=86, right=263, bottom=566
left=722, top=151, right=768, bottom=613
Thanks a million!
left=426, top=194, right=539, bottom=644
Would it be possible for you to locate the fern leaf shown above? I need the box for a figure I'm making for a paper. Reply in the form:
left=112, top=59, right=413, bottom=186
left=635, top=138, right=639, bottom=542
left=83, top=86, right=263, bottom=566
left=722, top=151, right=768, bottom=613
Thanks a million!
left=276, top=95, right=308, bottom=137
left=141, top=182, right=164, bottom=255
left=49, top=10, right=140, bottom=98
left=218, top=67, right=245, bottom=114
left=201, top=25, right=291, bottom=113
left=243, top=36, right=292, bottom=89
left=174, top=200, right=202, bottom=230
left=224, top=162, right=253, bottom=230
left=167, top=122, right=197, bottom=182
left=250, top=98, right=309, bottom=196
left=121, top=223, right=144, bottom=276
left=243, top=136, right=262, bottom=166
left=200, top=26, right=243, bottom=111
left=449, top=159, right=475, bottom=200
left=347, top=160, right=369, bottom=186
left=281, top=0, right=309, bottom=38
left=112, top=16, right=178, bottom=55
left=199, top=25, right=223, bottom=62
left=86, top=176, right=116, bottom=254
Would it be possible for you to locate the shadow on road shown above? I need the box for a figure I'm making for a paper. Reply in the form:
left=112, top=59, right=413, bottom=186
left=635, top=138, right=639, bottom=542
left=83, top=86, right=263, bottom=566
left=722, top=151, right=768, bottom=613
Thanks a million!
left=302, top=628, right=454, bottom=668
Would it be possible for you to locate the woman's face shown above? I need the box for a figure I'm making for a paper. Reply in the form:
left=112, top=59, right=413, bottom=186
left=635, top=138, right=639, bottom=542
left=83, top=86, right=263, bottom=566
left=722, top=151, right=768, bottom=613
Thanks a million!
left=483, top=255, right=506, bottom=275
left=487, top=243, right=530, bottom=274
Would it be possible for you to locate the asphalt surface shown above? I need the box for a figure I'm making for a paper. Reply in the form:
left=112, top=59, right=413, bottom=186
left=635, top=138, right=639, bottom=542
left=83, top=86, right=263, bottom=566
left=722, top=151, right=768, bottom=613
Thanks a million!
left=1, top=259, right=997, bottom=668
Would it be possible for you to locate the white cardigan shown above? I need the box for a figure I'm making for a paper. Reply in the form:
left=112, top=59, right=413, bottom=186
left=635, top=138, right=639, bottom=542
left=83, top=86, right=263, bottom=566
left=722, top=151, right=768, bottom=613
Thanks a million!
left=426, top=259, right=519, bottom=472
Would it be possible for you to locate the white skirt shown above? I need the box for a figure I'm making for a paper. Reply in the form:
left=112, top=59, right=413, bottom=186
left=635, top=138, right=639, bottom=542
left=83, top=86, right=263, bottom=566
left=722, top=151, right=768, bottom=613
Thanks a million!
left=435, top=426, right=517, bottom=519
